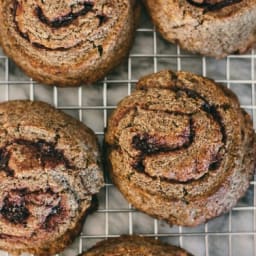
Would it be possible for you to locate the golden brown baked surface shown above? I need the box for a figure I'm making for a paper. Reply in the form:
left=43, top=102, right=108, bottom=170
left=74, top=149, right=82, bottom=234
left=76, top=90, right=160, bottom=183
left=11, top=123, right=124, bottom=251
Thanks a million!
left=81, top=235, right=193, bottom=255
left=0, top=100, right=104, bottom=255
left=0, top=0, right=140, bottom=87
left=105, top=70, right=256, bottom=226
left=143, top=0, right=256, bottom=58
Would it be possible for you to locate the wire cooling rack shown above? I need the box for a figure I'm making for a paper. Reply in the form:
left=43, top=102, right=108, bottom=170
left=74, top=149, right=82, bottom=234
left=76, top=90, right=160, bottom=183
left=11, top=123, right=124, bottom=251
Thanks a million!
left=0, top=6, right=255, bottom=256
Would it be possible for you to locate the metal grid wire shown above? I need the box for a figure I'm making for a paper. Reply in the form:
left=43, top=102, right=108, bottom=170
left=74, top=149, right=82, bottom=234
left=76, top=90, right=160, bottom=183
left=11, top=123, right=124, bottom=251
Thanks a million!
left=0, top=7, right=255, bottom=256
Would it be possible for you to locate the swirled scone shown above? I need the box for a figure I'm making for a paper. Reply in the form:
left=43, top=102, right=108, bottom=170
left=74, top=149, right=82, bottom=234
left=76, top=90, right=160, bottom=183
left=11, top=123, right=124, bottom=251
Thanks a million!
left=105, top=70, right=256, bottom=226
left=144, top=0, right=256, bottom=58
left=81, top=236, right=194, bottom=256
left=0, top=0, right=140, bottom=86
left=0, top=100, right=104, bottom=255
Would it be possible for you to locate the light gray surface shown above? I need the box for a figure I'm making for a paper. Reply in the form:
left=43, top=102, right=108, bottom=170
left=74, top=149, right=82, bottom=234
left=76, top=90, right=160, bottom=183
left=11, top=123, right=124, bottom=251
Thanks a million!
left=0, top=7, right=255, bottom=256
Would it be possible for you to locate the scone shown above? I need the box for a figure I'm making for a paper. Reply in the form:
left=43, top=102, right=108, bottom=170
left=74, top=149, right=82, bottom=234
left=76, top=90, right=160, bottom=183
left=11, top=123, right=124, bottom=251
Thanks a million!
left=143, top=0, right=256, bottom=58
left=0, top=1, right=140, bottom=87
left=81, top=235, right=193, bottom=255
left=105, top=70, right=256, bottom=226
left=0, top=100, right=104, bottom=255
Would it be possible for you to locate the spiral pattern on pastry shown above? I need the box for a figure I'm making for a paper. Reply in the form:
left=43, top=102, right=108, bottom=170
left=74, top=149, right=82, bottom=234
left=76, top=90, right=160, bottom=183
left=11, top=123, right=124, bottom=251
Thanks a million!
left=81, top=235, right=194, bottom=255
left=0, top=100, right=104, bottom=255
left=0, top=0, right=139, bottom=86
left=105, top=70, right=256, bottom=226
left=186, top=0, right=241, bottom=12
left=143, top=0, right=256, bottom=58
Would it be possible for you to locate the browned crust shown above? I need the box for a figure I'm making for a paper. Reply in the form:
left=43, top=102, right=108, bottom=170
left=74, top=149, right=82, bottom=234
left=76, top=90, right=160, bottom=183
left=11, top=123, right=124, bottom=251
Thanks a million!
left=80, top=235, right=194, bottom=255
left=143, top=0, right=256, bottom=58
left=0, top=100, right=104, bottom=255
left=0, top=1, right=141, bottom=87
left=105, top=70, right=256, bottom=226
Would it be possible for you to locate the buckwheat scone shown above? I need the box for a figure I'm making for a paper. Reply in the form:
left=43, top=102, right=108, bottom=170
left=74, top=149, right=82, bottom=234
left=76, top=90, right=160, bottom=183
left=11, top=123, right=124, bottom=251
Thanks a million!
left=144, top=0, right=256, bottom=58
left=0, top=1, right=140, bottom=87
left=105, top=70, right=256, bottom=226
left=0, top=100, right=104, bottom=255
left=81, top=236, right=194, bottom=255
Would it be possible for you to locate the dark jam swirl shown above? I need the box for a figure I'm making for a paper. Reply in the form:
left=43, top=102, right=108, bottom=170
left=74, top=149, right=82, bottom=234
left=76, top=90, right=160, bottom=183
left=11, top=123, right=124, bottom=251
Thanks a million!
left=0, top=188, right=65, bottom=230
left=130, top=88, right=226, bottom=182
left=0, top=139, right=71, bottom=176
left=13, top=0, right=109, bottom=50
left=186, top=0, right=241, bottom=12
left=1, top=194, right=30, bottom=224
left=34, top=2, right=94, bottom=29
left=0, top=140, right=70, bottom=229
left=111, top=84, right=228, bottom=183
left=0, top=149, right=14, bottom=177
